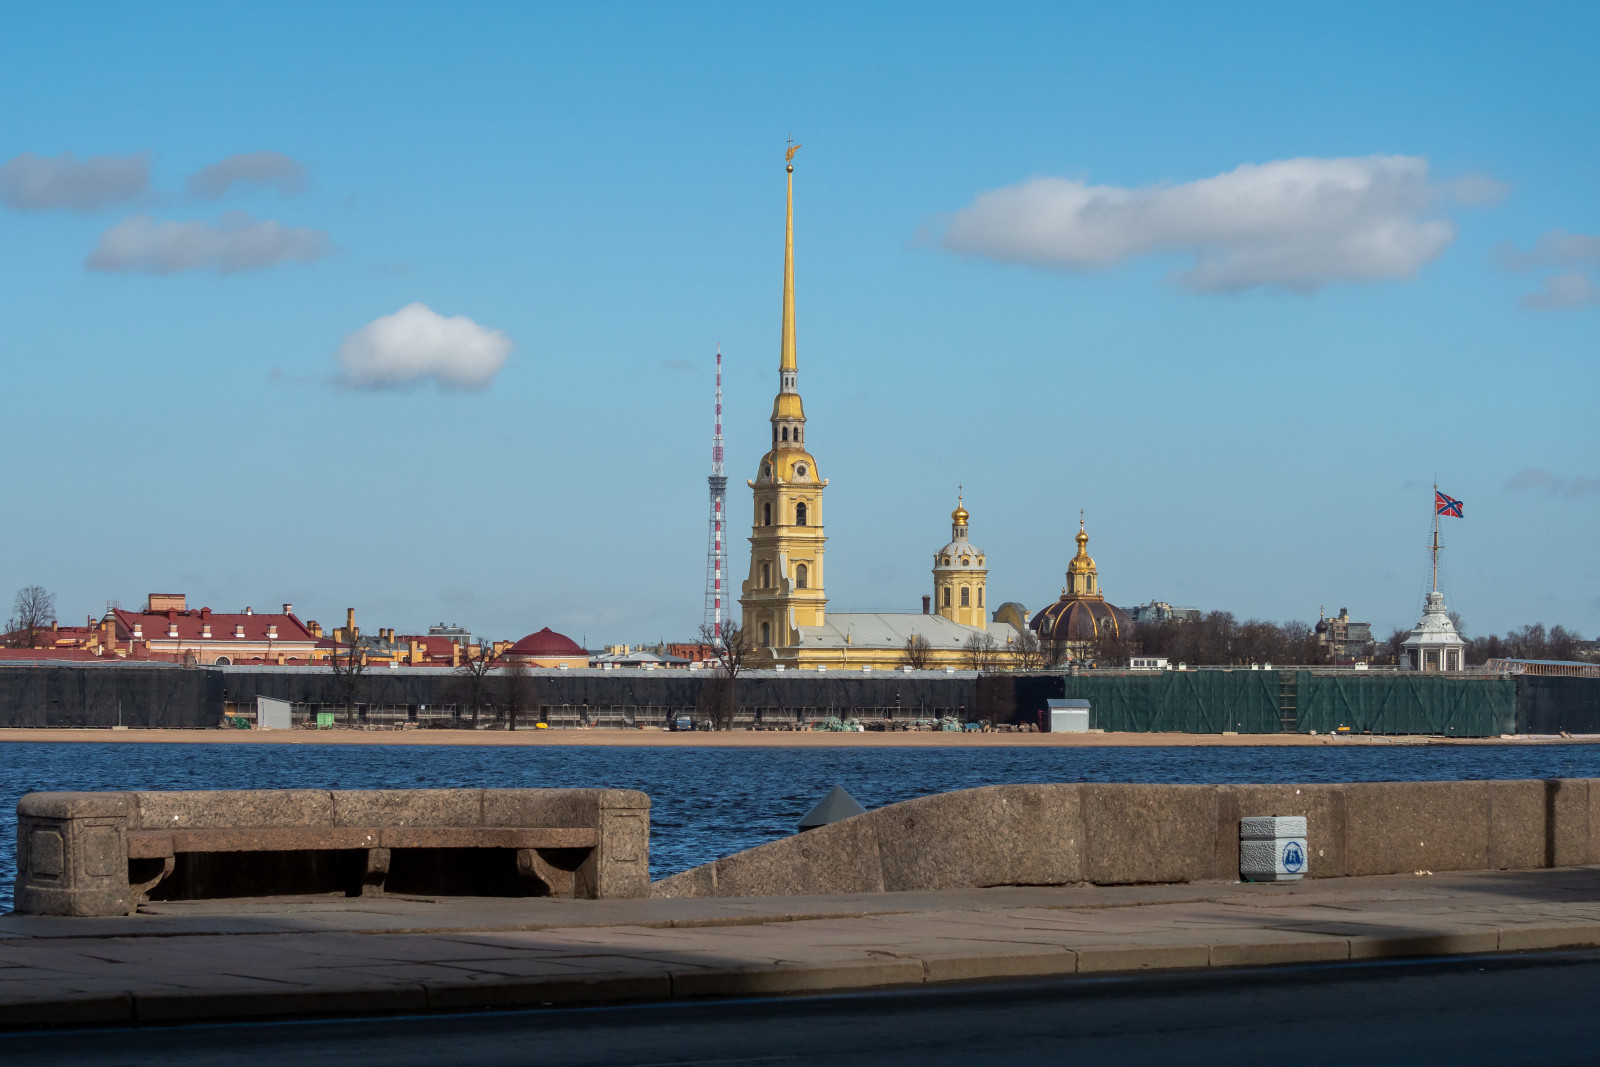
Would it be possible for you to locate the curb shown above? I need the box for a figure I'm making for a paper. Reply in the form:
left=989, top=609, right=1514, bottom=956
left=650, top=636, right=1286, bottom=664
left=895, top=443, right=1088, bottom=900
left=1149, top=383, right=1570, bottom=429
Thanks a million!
left=7, top=921, right=1600, bottom=1029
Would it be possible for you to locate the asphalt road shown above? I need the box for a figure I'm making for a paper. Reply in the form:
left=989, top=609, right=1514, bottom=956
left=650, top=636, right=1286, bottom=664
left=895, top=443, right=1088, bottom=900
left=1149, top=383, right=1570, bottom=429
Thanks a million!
left=8, top=951, right=1600, bottom=1066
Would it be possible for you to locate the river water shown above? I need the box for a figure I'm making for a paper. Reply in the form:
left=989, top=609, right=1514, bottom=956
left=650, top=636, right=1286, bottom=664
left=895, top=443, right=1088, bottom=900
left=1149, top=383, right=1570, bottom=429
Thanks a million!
left=6, top=741, right=1600, bottom=910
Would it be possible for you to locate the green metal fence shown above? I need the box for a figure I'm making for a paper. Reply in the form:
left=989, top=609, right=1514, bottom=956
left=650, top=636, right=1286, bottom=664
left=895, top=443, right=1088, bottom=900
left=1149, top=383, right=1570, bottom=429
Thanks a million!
left=1293, top=671, right=1515, bottom=736
left=1066, top=670, right=1282, bottom=733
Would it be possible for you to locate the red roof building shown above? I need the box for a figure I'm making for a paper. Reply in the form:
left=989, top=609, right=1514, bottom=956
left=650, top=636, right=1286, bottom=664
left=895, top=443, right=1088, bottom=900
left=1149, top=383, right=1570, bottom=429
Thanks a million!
left=109, top=593, right=318, bottom=666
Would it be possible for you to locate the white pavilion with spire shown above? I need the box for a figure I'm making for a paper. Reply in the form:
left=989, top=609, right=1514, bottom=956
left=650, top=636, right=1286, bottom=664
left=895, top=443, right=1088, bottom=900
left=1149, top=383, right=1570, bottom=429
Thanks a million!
left=1402, top=590, right=1466, bottom=672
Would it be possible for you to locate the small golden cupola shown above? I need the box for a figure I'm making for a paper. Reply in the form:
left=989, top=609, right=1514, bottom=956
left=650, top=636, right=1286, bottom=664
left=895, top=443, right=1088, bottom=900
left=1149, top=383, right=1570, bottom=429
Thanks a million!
left=1065, top=520, right=1097, bottom=595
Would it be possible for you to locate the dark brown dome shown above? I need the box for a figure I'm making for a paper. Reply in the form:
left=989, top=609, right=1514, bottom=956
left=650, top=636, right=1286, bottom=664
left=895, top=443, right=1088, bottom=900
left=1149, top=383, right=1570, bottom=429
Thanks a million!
left=1029, top=596, right=1132, bottom=643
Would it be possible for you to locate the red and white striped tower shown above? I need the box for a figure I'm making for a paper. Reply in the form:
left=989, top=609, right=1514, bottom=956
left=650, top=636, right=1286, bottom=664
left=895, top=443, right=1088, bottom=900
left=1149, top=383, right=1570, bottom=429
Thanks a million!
left=703, top=346, right=728, bottom=637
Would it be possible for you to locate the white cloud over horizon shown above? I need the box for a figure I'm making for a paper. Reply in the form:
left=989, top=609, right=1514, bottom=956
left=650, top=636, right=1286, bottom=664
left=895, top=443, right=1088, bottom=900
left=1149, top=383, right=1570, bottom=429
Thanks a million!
left=334, top=303, right=512, bottom=390
left=186, top=151, right=308, bottom=200
left=940, top=155, right=1461, bottom=293
left=0, top=151, right=150, bottom=212
left=86, top=211, right=331, bottom=274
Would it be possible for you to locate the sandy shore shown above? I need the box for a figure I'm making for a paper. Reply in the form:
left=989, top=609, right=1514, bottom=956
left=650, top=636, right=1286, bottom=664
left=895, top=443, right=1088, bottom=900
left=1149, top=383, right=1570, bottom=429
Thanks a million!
left=0, top=727, right=1585, bottom=747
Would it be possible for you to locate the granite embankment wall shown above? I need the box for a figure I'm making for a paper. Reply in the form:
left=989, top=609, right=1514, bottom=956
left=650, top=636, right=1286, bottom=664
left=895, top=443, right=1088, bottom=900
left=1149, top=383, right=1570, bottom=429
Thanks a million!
left=653, top=778, right=1600, bottom=898
left=0, top=664, right=1591, bottom=735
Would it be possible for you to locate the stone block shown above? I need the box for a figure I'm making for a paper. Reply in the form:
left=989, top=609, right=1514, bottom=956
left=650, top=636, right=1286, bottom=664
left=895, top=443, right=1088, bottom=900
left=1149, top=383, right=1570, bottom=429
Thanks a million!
left=1081, top=785, right=1218, bottom=885
left=331, top=789, right=482, bottom=828
left=651, top=865, right=715, bottom=899
left=1342, top=781, right=1491, bottom=876
left=1072, top=943, right=1211, bottom=973
left=483, top=788, right=604, bottom=828
left=1208, top=936, right=1348, bottom=968
left=1488, top=780, right=1546, bottom=870
left=712, top=814, right=884, bottom=898
left=17, top=792, right=131, bottom=822
left=669, top=958, right=924, bottom=997
left=15, top=792, right=132, bottom=917
left=132, top=790, right=334, bottom=831
left=874, top=784, right=1083, bottom=892
left=1346, top=928, right=1499, bottom=959
left=1547, top=779, right=1589, bottom=868
left=590, top=793, right=651, bottom=900
left=919, top=946, right=1077, bottom=983
left=1218, top=785, right=1346, bottom=879
left=1588, top=779, right=1600, bottom=865
left=1496, top=922, right=1600, bottom=952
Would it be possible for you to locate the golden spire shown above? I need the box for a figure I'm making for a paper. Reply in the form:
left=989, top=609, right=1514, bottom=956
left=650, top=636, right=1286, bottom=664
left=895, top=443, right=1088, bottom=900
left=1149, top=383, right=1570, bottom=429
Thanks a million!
left=771, top=140, right=805, bottom=425
left=780, top=141, right=799, bottom=376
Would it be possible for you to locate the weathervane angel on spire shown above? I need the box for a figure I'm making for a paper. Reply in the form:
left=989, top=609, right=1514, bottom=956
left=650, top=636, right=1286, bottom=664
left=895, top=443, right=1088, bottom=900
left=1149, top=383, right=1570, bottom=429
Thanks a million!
left=785, top=137, right=802, bottom=164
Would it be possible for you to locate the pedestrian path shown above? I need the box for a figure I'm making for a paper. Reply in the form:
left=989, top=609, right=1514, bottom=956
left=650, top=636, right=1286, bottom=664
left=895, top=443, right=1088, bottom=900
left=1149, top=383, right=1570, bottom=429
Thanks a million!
left=4, top=867, right=1600, bottom=1027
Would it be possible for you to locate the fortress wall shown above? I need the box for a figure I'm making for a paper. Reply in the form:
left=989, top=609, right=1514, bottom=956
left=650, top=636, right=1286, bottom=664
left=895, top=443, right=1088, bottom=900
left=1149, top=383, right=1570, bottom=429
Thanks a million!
left=0, top=665, right=981, bottom=729
left=0, top=665, right=1587, bottom=734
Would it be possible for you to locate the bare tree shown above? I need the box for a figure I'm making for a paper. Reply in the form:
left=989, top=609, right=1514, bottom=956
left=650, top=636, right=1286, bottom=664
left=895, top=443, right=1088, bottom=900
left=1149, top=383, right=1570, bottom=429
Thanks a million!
left=1089, top=623, right=1139, bottom=667
left=501, top=658, right=534, bottom=730
left=901, top=634, right=932, bottom=670
left=1372, top=627, right=1409, bottom=667
left=455, top=643, right=497, bottom=728
left=961, top=631, right=999, bottom=673
left=6, top=586, right=56, bottom=648
left=699, top=622, right=752, bottom=729
left=327, top=635, right=367, bottom=725
left=1008, top=629, right=1045, bottom=671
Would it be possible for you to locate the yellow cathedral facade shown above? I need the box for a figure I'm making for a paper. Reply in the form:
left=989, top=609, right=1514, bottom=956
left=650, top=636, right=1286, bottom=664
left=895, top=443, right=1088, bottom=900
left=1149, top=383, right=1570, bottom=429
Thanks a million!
left=739, top=150, right=1023, bottom=670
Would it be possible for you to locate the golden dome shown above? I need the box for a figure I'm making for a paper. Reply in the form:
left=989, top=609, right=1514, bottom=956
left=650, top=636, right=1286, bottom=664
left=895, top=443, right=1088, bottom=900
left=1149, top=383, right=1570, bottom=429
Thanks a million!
left=952, top=503, right=969, bottom=525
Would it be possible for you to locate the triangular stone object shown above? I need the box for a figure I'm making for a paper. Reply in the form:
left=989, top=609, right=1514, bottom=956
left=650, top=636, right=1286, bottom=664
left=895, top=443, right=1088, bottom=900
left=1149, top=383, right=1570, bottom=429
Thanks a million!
left=798, top=785, right=866, bottom=832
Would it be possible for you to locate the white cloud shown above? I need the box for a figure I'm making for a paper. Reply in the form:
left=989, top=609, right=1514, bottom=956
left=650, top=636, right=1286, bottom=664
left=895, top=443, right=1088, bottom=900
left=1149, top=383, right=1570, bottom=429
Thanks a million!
left=334, top=303, right=511, bottom=390
left=1492, top=230, right=1600, bottom=311
left=1493, top=229, right=1600, bottom=272
left=186, top=151, right=308, bottom=200
left=0, top=151, right=150, bottom=212
left=1506, top=467, right=1600, bottom=497
left=940, top=155, right=1457, bottom=293
left=86, top=211, right=331, bottom=275
left=1521, top=270, right=1600, bottom=311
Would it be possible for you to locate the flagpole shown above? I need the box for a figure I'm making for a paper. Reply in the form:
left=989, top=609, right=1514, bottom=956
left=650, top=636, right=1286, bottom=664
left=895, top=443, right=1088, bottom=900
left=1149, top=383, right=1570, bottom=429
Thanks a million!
left=1431, top=483, right=1440, bottom=594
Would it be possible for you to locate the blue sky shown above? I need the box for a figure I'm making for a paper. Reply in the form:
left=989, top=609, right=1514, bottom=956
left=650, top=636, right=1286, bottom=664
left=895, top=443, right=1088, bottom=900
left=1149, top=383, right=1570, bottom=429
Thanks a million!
left=1, top=2, right=1595, bottom=645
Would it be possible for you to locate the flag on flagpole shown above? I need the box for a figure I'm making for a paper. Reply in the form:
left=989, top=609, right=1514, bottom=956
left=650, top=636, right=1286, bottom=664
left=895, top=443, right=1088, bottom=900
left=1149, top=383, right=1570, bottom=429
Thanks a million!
left=1435, top=491, right=1463, bottom=517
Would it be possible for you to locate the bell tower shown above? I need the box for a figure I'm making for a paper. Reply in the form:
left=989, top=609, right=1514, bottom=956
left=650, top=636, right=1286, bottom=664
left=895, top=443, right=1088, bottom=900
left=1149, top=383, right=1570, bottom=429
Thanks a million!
left=932, top=492, right=988, bottom=628
left=741, top=144, right=828, bottom=654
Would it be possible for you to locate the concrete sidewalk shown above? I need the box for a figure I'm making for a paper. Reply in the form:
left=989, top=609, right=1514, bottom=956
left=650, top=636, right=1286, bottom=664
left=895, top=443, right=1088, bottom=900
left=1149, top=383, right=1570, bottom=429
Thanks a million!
left=5, top=868, right=1600, bottom=1028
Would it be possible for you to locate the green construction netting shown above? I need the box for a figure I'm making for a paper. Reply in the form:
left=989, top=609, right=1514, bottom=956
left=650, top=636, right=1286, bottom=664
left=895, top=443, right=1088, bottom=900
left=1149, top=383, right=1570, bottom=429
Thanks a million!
left=1294, top=671, right=1515, bottom=737
left=1062, top=671, right=1283, bottom=733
